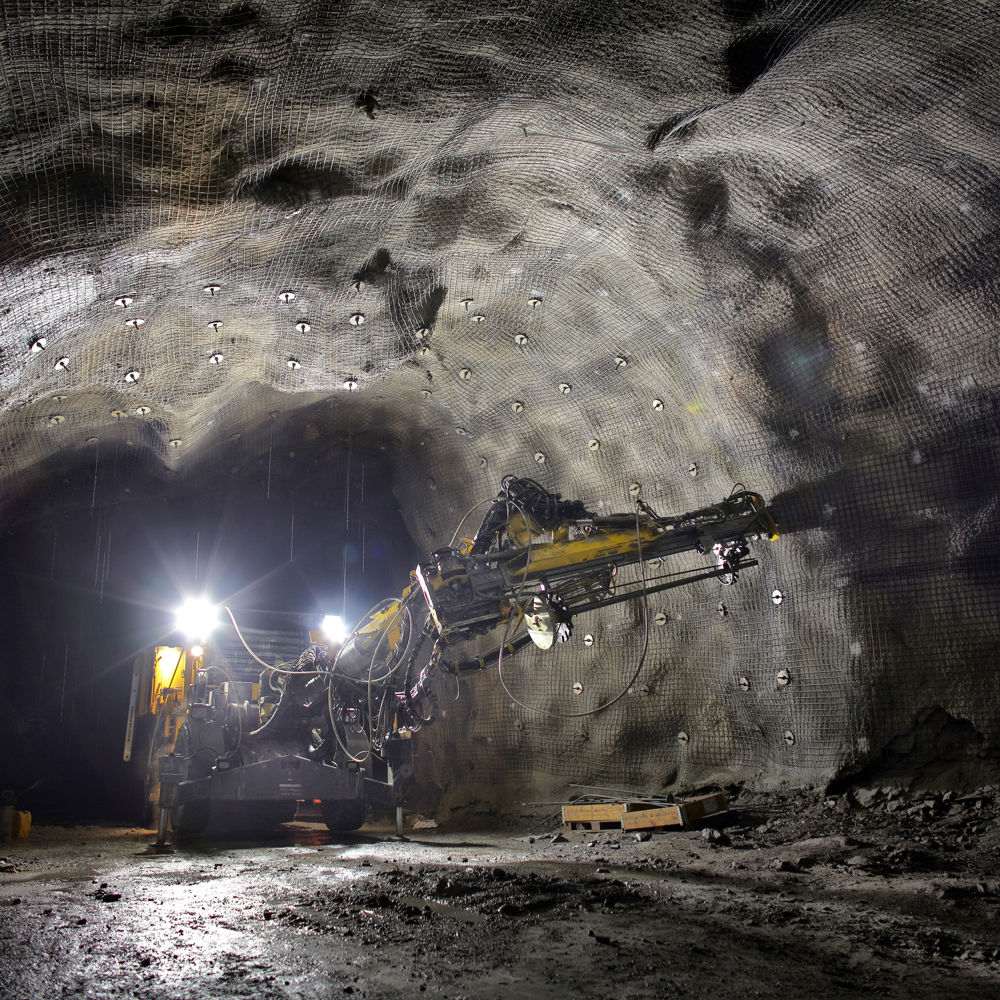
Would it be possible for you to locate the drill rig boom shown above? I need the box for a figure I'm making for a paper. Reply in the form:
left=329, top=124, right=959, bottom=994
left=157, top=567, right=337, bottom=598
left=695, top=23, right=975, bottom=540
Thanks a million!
left=414, top=477, right=775, bottom=640
left=329, top=476, right=777, bottom=744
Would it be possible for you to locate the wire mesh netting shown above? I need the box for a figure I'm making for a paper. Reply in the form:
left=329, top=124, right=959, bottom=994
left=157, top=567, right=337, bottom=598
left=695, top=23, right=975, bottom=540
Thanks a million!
left=0, top=0, right=998, bottom=804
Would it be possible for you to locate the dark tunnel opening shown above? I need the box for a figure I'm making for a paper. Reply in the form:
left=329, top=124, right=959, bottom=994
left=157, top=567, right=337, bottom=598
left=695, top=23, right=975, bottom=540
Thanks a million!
left=0, top=408, right=421, bottom=823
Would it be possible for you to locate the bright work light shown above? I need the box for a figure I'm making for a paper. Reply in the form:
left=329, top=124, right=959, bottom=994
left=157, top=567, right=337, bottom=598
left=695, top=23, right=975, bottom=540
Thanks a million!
left=175, top=597, right=219, bottom=642
left=321, top=614, right=349, bottom=644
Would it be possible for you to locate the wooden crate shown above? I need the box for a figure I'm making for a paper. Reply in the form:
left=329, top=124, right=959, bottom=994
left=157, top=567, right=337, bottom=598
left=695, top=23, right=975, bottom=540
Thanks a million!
left=622, top=804, right=682, bottom=831
left=562, top=793, right=729, bottom=832
left=678, top=793, right=727, bottom=824
left=621, top=793, right=728, bottom=832
left=562, top=802, right=627, bottom=830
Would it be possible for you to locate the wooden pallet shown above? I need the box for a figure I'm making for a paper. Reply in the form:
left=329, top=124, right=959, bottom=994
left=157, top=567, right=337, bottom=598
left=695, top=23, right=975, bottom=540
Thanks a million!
left=562, top=802, right=628, bottom=830
left=621, top=804, right=683, bottom=831
left=562, top=793, right=728, bottom=832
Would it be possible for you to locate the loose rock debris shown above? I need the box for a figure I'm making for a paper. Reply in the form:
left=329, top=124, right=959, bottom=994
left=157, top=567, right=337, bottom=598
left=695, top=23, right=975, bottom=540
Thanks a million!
left=0, top=785, right=999, bottom=998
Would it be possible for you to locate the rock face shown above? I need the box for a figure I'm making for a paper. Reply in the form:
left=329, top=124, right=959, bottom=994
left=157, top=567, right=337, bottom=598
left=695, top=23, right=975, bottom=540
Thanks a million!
left=0, top=2, right=997, bottom=807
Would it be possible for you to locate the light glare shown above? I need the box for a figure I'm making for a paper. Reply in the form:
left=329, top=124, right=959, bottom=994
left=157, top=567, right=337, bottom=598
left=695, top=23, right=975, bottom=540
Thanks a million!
left=175, top=597, right=218, bottom=641
left=321, top=614, right=348, bottom=643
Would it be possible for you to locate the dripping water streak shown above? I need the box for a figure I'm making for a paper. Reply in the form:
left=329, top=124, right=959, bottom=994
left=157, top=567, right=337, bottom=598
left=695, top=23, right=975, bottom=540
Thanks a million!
left=360, top=462, right=365, bottom=573
left=345, top=422, right=353, bottom=534
left=342, top=547, right=348, bottom=621
left=194, top=530, right=200, bottom=587
left=289, top=511, right=295, bottom=563
left=90, top=442, right=100, bottom=511
left=100, top=526, right=112, bottom=604
left=67, top=647, right=78, bottom=744
left=343, top=421, right=353, bottom=620
left=36, top=648, right=47, bottom=716
left=266, top=422, right=274, bottom=501
left=94, top=518, right=102, bottom=587
left=58, top=644, right=69, bottom=724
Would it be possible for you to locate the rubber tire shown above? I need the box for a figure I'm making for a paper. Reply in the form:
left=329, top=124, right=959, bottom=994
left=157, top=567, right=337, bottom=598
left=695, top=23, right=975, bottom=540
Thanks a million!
left=321, top=797, right=367, bottom=832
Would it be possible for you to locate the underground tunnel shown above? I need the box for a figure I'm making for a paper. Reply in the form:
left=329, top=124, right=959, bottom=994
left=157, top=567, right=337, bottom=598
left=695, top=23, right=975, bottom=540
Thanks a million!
left=1, top=1, right=999, bottom=997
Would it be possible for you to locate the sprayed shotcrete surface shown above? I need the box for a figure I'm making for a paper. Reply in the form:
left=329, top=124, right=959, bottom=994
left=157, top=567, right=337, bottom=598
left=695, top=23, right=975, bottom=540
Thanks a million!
left=0, top=0, right=998, bottom=799
left=2, top=787, right=1000, bottom=999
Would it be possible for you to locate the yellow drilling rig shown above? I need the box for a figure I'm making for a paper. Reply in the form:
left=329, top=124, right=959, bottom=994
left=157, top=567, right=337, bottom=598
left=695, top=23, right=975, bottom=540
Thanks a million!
left=125, top=476, right=778, bottom=843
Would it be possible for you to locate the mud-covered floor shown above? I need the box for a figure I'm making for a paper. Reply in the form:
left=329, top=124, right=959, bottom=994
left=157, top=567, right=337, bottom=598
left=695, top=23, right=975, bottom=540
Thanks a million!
left=2, top=786, right=1000, bottom=999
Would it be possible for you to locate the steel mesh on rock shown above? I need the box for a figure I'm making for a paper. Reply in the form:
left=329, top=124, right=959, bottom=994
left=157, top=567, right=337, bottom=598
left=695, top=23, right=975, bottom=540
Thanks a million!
left=0, top=0, right=998, bottom=803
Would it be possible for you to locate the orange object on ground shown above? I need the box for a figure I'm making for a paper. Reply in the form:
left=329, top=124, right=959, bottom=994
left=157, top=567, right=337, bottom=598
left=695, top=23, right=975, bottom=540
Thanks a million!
left=11, top=810, right=31, bottom=839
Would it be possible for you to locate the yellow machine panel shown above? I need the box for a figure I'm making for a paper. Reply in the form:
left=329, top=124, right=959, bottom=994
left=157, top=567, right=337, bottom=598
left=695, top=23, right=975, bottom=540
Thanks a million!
left=152, top=646, right=185, bottom=711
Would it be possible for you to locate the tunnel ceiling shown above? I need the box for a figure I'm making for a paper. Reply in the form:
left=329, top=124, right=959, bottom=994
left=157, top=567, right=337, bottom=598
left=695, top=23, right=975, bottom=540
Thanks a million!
left=1, top=0, right=999, bottom=803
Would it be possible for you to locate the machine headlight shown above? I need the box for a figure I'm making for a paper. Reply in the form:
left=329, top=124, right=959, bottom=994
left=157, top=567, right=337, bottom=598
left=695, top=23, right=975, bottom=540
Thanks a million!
left=175, top=597, right=219, bottom=642
left=321, top=614, right=349, bottom=644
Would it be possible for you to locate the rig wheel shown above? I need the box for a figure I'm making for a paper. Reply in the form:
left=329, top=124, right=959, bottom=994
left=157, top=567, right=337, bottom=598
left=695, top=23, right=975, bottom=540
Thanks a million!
left=321, top=796, right=367, bottom=832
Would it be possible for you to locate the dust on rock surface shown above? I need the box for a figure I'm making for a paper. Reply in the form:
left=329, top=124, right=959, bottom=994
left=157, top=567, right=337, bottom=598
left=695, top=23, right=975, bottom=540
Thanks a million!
left=2, top=785, right=1000, bottom=999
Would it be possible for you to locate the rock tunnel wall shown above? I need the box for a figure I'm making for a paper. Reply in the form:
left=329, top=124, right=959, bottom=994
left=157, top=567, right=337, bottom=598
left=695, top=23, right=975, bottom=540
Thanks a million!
left=0, top=1, right=998, bottom=807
